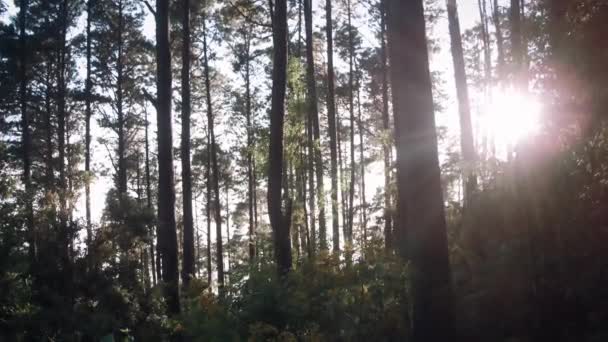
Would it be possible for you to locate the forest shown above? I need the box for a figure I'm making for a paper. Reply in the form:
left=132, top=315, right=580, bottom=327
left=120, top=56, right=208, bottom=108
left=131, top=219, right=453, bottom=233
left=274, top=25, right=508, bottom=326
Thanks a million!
left=0, top=0, right=607, bottom=340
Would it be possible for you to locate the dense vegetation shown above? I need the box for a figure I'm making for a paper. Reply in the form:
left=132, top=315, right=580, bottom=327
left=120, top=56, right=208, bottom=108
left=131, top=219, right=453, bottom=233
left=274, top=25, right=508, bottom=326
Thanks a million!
left=1, top=0, right=608, bottom=340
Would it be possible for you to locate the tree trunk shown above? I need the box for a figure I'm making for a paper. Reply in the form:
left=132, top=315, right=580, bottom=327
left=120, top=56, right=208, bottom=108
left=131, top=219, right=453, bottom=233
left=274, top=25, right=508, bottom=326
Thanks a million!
left=346, top=0, right=355, bottom=247
left=19, top=0, right=35, bottom=260
left=491, top=0, right=505, bottom=80
left=206, top=131, right=212, bottom=288
left=387, top=1, right=453, bottom=340
left=379, top=0, right=392, bottom=250
left=447, top=0, right=477, bottom=204
left=85, top=0, right=92, bottom=243
left=356, top=77, right=367, bottom=246
left=181, top=0, right=195, bottom=286
left=325, top=0, right=339, bottom=253
left=202, top=9, right=224, bottom=289
left=510, top=0, right=522, bottom=85
left=268, top=0, right=292, bottom=276
left=144, top=108, right=156, bottom=286
left=155, top=0, right=180, bottom=315
left=117, top=1, right=127, bottom=195
left=304, top=0, right=326, bottom=253
left=245, top=32, right=256, bottom=261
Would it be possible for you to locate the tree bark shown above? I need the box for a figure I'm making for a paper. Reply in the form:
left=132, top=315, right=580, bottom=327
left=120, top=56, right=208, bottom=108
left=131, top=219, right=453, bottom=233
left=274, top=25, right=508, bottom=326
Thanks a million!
left=346, top=0, right=355, bottom=247
left=325, top=0, right=339, bottom=253
left=155, top=0, right=180, bottom=315
left=19, top=0, right=35, bottom=260
left=387, top=0, right=453, bottom=340
left=181, top=0, right=195, bottom=286
left=268, top=0, right=292, bottom=276
left=447, top=0, right=477, bottom=204
left=85, top=0, right=93, bottom=243
left=244, top=32, right=256, bottom=261
left=379, top=0, right=393, bottom=250
left=202, top=8, right=224, bottom=289
left=144, top=108, right=156, bottom=286
left=304, top=0, right=326, bottom=253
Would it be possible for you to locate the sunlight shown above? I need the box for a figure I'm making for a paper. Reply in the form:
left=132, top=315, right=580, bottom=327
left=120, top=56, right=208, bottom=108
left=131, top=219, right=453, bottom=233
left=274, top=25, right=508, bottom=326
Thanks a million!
left=481, top=88, right=543, bottom=157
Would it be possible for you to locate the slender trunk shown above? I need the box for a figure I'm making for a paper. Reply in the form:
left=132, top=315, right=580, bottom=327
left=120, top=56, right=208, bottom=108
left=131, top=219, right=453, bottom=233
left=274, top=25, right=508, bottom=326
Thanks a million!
left=268, top=0, right=292, bottom=276
left=117, top=1, right=127, bottom=195
left=57, top=0, right=70, bottom=268
left=477, top=0, right=492, bottom=88
left=379, top=0, right=392, bottom=250
left=225, top=184, right=231, bottom=275
left=304, top=0, right=325, bottom=253
left=387, top=1, right=453, bottom=340
left=144, top=109, right=156, bottom=286
left=356, top=77, right=367, bottom=246
left=325, top=0, right=339, bottom=253
left=510, top=0, right=522, bottom=86
left=206, top=132, right=212, bottom=288
left=181, top=0, right=195, bottom=286
left=19, top=0, right=34, bottom=260
left=491, top=0, right=505, bottom=80
left=245, top=33, right=256, bottom=261
left=447, top=0, right=477, bottom=204
left=85, top=0, right=92, bottom=242
left=202, top=10, right=224, bottom=289
left=44, top=59, right=54, bottom=193
left=155, top=0, right=180, bottom=315
left=346, top=0, right=355, bottom=246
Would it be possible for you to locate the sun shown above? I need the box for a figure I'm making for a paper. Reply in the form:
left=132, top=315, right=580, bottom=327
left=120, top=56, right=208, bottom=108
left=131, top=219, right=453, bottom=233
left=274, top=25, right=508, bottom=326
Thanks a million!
left=480, top=88, right=543, bottom=159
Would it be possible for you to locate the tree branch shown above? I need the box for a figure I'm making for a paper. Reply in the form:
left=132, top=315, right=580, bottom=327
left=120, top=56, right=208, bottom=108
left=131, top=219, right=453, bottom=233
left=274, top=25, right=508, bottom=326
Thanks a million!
left=142, top=88, right=158, bottom=109
left=141, top=0, right=156, bottom=17
left=228, top=1, right=272, bottom=29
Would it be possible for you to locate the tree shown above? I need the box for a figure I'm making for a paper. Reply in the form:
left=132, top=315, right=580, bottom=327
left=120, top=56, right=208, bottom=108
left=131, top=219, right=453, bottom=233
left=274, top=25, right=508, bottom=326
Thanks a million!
left=18, top=0, right=35, bottom=260
left=447, top=0, right=476, bottom=204
left=325, top=0, right=339, bottom=253
left=387, top=0, right=453, bottom=340
left=85, top=0, right=93, bottom=244
left=181, top=0, right=195, bottom=286
left=378, top=0, right=392, bottom=249
left=201, top=5, right=225, bottom=289
left=154, top=0, right=180, bottom=315
left=268, top=0, right=292, bottom=276
left=303, top=0, right=326, bottom=254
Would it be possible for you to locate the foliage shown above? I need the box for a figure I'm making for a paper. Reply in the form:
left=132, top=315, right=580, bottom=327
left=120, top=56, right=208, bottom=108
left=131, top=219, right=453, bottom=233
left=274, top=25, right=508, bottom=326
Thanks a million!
left=182, top=241, right=410, bottom=341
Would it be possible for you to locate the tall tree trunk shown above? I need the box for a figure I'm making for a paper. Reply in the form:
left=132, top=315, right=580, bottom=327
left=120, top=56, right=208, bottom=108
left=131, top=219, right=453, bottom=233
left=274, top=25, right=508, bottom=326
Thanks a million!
left=379, top=0, right=392, bottom=250
left=206, top=131, right=212, bottom=289
left=447, top=0, right=477, bottom=204
left=304, top=0, right=326, bottom=253
left=477, top=0, right=492, bottom=89
left=57, top=0, right=70, bottom=270
left=19, top=0, right=34, bottom=260
left=144, top=108, right=156, bottom=286
left=268, top=0, right=292, bottom=276
left=225, top=184, right=231, bottom=275
left=117, top=1, right=127, bottom=195
left=491, top=0, right=505, bottom=80
left=85, top=0, right=92, bottom=243
left=510, top=0, right=522, bottom=86
left=387, top=1, right=453, bottom=340
left=155, top=0, right=180, bottom=315
left=356, top=77, right=367, bottom=246
left=325, top=0, right=339, bottom=253
left=245, top=32, right=256, bottom=261
left=346, top=0, right=355, bottom=247
left=181, top=0, right=195, bottom=286
left=202, top=9, right=224, bottom=289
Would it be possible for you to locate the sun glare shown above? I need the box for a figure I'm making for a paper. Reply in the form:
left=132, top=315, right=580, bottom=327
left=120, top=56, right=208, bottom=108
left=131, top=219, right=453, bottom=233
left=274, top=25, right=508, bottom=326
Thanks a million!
left=481, top=89, right=542, bottom=158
